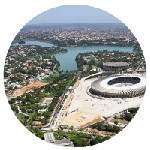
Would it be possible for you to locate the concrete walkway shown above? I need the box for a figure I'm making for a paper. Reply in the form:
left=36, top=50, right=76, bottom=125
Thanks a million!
left=17, top=106, right=29, bottom=116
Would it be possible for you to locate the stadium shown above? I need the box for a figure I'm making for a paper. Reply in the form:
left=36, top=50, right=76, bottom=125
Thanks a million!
left=91, top=74, right=146, bottom=98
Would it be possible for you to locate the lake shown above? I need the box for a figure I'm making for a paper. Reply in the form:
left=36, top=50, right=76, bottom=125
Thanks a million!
left=13, top=41, right=134, bottom=71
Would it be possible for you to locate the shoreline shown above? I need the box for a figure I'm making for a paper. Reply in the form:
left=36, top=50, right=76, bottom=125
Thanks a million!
left=13, top=39, right=135, bottom=48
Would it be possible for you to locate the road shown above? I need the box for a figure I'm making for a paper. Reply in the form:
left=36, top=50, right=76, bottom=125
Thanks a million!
left=82, top=71, right=103, bottom=82
left=50, top=94, right=66, bottom=125
left=53, top=64, right=57, bottom=72
left=133, top=59, right=145, bottom=74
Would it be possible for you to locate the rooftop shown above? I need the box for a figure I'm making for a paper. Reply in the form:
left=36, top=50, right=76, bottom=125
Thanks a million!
left=44, top=132, right=55, bottom=143
left=103, top=62, right=129, bottom=67
left=54, top=139, right=73, bottom=146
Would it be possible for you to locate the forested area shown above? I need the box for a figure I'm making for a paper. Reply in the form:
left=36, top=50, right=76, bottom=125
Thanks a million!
left=133, top=42, right=142, bottom=52
left=91, top=122, right=120, bottom=133
left=53, top=130, right=110, bottom=147
left=4, top=45, right=69, bottom=93
left=9, top=72, right=77, bottom=127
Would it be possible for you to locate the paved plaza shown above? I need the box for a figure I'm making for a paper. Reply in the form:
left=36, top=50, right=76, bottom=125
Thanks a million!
left=60, top=78, right=143, bottom=128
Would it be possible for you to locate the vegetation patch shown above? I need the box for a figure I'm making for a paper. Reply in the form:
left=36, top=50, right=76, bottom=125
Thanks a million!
left=110, top=119, right=129, bottom=124
left=15, top=113, right=26, bottom=121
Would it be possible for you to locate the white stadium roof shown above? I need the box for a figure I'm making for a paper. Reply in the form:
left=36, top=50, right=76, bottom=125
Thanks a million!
left=100, top=76, right=146, bottom=90
left=91, top=74, right=146, bottom=98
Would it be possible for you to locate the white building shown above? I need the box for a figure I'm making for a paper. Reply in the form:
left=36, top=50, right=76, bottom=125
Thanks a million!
left=38, top=108, right=47, bottom=113
left=44, top=132, right=74, bottom=146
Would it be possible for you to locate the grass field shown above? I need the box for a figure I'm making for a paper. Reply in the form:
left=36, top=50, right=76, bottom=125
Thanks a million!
left=51, top=74, right=59, bottom=77
left=15, top=113, right=25, bottom=120
left=42, top=74, right=59, bottom=83
left=28, top=113, right=35, bottom=118
left=92, top=65, right=97, bottom=69
left=90, top=56, right=96, bottom=59
left=15, top=112, right=35, bottom=121
left=41, top=78, right=53, bottom=83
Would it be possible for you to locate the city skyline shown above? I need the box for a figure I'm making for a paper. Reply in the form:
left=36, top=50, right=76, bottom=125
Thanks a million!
left=27, top=5, right=122, bottom=25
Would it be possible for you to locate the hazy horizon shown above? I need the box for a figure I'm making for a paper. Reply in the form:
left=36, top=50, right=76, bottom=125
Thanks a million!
left=26, top=22, right=124, bottom=26
left=22, top=23, right=126, bottom=31
left=27, top=5, right=122, bottom=25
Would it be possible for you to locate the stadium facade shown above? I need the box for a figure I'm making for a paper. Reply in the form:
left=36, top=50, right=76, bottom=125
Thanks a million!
left=103, top=62, right=129, bottom=70
left=91, top=74, right=146, bottom=98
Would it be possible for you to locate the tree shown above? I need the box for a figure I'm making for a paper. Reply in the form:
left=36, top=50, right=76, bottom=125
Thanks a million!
left=74, top=139, right=83, bottom=147
left=105, top=125, right=112, bottom=132
left=26, top=81, right=29, bottom=86
left=114, top=121, right=118, bottom=125
left=128, top=107, right=139, bottom=113
left=90, top=135, right=110, bottom=145
left=112, top=125, right=120, bottom=133
left=24, top=115, right=29, bottom=120
left=90, top=138, right=97, bottom=146
left=11, top=105, right=19, bottom=113
left=124, top=113, right=132, bottom=121
left=79, top=128, right=84, bottom=131
left=21, top=107, right=26, bottom=113
left=67, top=39, right=76, bottom=45
left=114, top=115, right=118, bottom=119
left=70, top=125, right=74, bottom=130
left=82, top=139, right=90, bottom=147
left=97, top=122, right=104, bottom=131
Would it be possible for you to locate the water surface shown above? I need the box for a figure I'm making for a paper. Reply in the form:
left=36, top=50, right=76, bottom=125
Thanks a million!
left=13, top=41, right=134, bottom=71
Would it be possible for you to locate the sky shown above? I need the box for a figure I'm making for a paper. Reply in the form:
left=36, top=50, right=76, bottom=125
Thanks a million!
left=27, top=5, right=122, bottom=25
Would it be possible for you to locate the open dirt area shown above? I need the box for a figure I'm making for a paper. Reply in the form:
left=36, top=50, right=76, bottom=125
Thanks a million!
left=62, top=110, right=102, bottom=128
left=13, top=81, right=48, bottom=97
left=32, top=121, right=42, bottom=125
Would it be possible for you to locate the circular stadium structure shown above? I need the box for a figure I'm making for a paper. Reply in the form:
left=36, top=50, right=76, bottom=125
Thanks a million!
left=91, top=75, right=146, bottom=98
